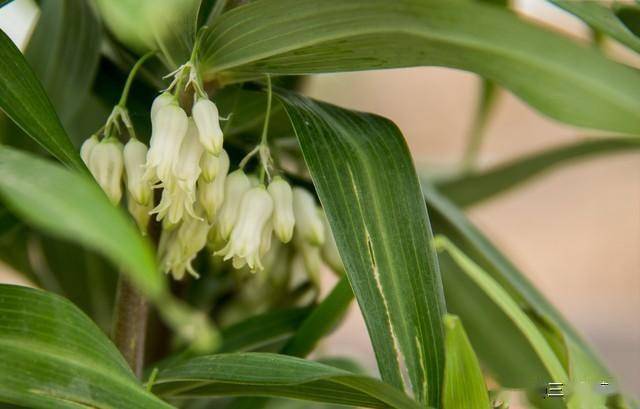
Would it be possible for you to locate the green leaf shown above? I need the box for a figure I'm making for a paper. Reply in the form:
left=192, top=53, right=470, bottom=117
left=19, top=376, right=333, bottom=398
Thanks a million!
left=199, top=0, right=640, bottom=134
left=436, top=138, right=640, bottom=208
left=424, top=185, right=612, bottom=388
left=0, top=29, right=83, bottom=170
left=277, top=91, right=446, bottom=406
left=26, top=0, right=102, bottom=126
left=461, top=78, right=500, bottom=172
left=94, top=0, right=199, bottom=68
left=434, top=236, right=568, bottom=383
left=0, top=284, right=172, bottom=408
left=0, top=146, right=164, bottom=299
left=548, top=1, right=640, bottom=53
left=442, top=315, right=491, bottom=409
left=282, top=276, right=354, bottom=358
left=154, top=353, right=423, bottom=409
left=218, top=306, right=312, bottom=353
left=615, top=4, right=640, bottom=38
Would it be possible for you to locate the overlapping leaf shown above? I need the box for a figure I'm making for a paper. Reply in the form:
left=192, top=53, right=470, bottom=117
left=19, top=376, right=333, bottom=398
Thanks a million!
left=277, top=91, right=446, bottom=406
left=548, top=1, right=640, bottom=53
left=0, top=284, right=172, bottom=409
left=154, top=353, right=422, bottom=409
left=0, top=29, right=83, bottom=169
left=0, top=146, right=164, bottom=298
left=424, top=185, right=612, bottom=391
left=199, top=0, right=640, bottom=134
left=442, top=315, right=491, bottom=409
left=437, top=138, right=640, bottom=207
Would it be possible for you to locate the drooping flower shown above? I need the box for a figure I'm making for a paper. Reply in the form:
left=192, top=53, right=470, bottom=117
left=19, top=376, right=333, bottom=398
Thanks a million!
left=216, top=169, right=251, bottom=239
left=150, top=118, right=203, bottom=226
left=160, top=209, right=210, bottom=280
left=293, top=230, right=322, bottom=290
left=174, top=118, right=205, bottom=191
left=192, top=97, right=223, bottom=155
left=127, top=195, right=152, bottom=234
left=268, top=177, right=295, bottom=243
left=321, top=213, right=344, bottom=273
left=150, top=92, right=174, bottom=121
left=123, top=138, right=152, bottom=205
left=80, top=134, right=99, bottom=165
left=292, top=187, right=325, bottom=246
left=88, top=138, right=124, bottom=204
left=144, top=102, right=188, bottom=184
left=200, top=152, right=221, bottom=183
left=216, top=186, right=274, bottom=271
left=198, top=149, right=230, bottom=223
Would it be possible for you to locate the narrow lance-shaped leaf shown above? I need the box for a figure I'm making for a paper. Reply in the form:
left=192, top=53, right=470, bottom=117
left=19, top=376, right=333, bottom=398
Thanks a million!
left=442, top=314, right=491, bottom=409
left=547, top=1, right=640, bottom=53
left=434, top=236, right=568, bottom=383
left=0, top=284, right=172, bottom=409
left=0, top=29, right=83, bottom=170
left=436, top=138, right=640, bottom=208
left=277, top=91, right=446, bottom=406
left=26, top=0, right=102, bottom=125
left=0, top=146, right=164, bottom=299
left=199, top=0, right=640, bottom=134
left=153, top=352, right=424, bottom=409
left=424, top=185, right=612, bottom=388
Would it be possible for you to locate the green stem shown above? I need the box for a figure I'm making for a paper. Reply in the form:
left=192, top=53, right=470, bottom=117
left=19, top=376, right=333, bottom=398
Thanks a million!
left=112, top=276, right=149, bottom=377
left=461, top=78, right=498, bottom=173
left=118, top=51, right=157, bottom=108
left=260, top=75, right=273, bottom=146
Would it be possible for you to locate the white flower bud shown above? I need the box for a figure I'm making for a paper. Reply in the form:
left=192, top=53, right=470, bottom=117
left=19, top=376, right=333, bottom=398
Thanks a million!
left=192, top=98, right=223, bottom=155
left=174, top=118, right=204, bottom=189
left=145, top=102, right=188, bottom=183
left=198, top=150, right=230, bottom=223
left=80, top=135, right=99, bottom=165
left=150, top=92, right=174, bottom=121
left=216, top=186, right=274, bottom=271
left=268, top=177, right=295, bottom=243
left=322, top=213, right=344, bottom=273
left=217, top=170, right=251, bottom=239
left=127, top=195, right=151, bottom=234
left=88, top=139, right=124, bottom=204
left=200, top=152, right=221, bottom=183
left=123, top=138, right=152, bottom=205
left=292, top=187, right=325, bottom=246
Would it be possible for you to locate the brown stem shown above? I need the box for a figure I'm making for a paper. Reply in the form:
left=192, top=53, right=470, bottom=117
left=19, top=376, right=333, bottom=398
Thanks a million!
left=112, top=276, right=149, bottom=377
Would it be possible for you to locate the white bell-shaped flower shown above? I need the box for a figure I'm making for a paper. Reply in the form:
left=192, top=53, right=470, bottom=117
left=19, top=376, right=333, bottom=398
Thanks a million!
left=123, top=138, right=152, bottom=205
left=198, top=149, right=230, bottom=223
left=160, top=211, right=210, bottom=280
left=88, top=138, right=124, bottom=205
left=216, top=170, right=251, bottom=239
left=80, top=135, right=98, bottom=165
left=145, top=102, right=188, bottom=184
left=268, top=177, right=295, bottom=243
left=322, top=214, right=344, bottom=273
left=127, top=195, right=151, bottom=234
left=150, top=92, right=174, bottom=121
left=292, top=187, right=325, bottom=246
left=259, top=221, right=273, bottom=257
left=192, top=98, right=223, bottom=155
left=200, top=152, right=221, bottom=183
left=293, top=231, right=322, bottom=290
left=152, top=182, right=197, bottom=227
left=216, top=186, right=274, bottom=271
left=174, top=118, right=204, bottom=190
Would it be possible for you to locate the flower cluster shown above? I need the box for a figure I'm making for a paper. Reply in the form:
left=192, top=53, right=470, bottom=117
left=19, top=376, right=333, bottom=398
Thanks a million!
left=81, top=83, right=343, bottom=287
